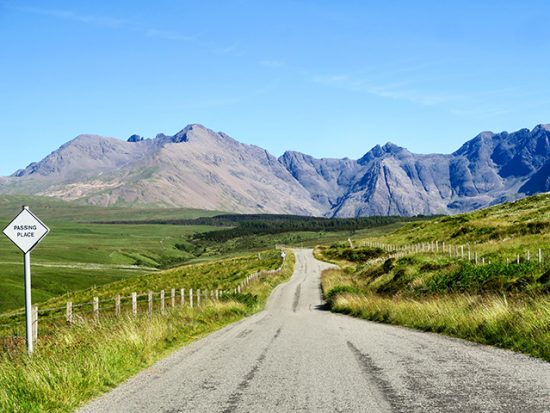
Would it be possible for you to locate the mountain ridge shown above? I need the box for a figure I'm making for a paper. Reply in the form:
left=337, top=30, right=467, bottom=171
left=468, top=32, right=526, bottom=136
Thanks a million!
left=2, top=123, right=549, bottom=217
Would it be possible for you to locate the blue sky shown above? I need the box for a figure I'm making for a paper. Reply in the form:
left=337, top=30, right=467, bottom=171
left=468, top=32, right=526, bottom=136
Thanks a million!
left=1, top=1, right=549, bottom=175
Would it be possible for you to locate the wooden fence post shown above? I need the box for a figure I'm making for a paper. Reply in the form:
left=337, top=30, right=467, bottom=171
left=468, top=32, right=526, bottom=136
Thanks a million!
left=93, top=297, right=99, bottom=322
left=215, top=289, right=219, bottom=300
left=132, top=292, right=137, bottom=316
left=160, top=290, right=165, bottom=314
left=171, top=288, right=175, bottom=308
left=517, top=255, right=520, bottom=264
left=527, top=251, right=531, bottom=261
left=475, top=252, right=478, bottom=265
left=189, top=288, right=193, bottom=308
left=115, top=295, right=121, bottom=317
left=32, top=306, right=38, bottom=342
left=66, top=301, right=73, bottom=325
left=539, top=248, right=542, bottom=264
left=197, top=289, right=201, bottom=307
left=181, top=288, right=185, bottom=306
left=461, top=245, right=464, bottom=259
left=148, top=291, right=153, bottom=318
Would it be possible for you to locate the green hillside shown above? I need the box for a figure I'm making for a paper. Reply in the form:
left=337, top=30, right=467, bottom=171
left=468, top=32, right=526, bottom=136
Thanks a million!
left=317, top=193, right=550, bottom=360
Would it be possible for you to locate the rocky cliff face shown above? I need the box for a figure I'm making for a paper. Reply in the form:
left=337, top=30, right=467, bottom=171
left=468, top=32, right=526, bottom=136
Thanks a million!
left=2, top=123, right=549, bottom=216
left=282, top=125, right=549, bottom=217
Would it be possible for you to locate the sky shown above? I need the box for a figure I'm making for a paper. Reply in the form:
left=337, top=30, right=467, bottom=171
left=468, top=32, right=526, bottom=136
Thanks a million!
left=1, top=0, right=550, bottom=176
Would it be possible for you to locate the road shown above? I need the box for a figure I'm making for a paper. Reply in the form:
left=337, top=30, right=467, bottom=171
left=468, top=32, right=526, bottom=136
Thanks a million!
left=80, top=249, right=550, bottom=412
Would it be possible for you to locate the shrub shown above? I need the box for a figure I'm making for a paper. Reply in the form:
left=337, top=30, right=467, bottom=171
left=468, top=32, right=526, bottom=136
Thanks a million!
left=325, top=285, right=360, bottom=304
left=424, top=262, right=541, bottom=294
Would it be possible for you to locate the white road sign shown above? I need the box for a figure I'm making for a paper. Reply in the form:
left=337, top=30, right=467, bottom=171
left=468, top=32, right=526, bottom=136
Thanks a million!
left=3, top=207, right=49, bottom=254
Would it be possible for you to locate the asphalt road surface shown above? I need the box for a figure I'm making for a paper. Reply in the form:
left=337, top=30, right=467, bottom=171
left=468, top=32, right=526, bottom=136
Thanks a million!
left=80, top=249, right=549, bottom=412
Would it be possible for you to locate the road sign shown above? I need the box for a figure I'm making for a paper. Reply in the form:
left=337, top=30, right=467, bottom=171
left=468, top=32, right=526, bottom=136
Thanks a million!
left=2, top=206, right=49, bottom=355
left=3, top=207, right=49, bottom=254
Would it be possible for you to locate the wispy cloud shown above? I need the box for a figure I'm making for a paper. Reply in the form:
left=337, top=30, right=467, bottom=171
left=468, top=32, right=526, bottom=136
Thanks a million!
left=6, top=4, right=199, bottom=44
left=214, top=43, right=246, bottom=57
left=145, top=29, right=197, bottom=42
left=259, top=59, right=285, bottom=68
left=7, top=5, right=126, bottom=28
left=311, top=73, right=453, bottom=105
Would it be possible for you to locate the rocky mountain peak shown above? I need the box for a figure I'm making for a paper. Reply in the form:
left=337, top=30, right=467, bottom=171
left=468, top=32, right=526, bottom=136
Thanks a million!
left=358, top=141, right=407, bottom=164
left=127, top=134, right=144, bottom=142
left=2, top=122, right=548, bottom=217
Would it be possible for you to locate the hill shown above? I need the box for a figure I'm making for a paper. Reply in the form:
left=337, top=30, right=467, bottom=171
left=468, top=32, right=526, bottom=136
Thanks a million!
left=317, top=193, right=550, bottom=360
left=1, top=123, right=549, bottom=217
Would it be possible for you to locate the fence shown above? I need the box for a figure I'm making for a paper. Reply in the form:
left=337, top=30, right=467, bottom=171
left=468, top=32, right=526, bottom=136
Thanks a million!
left=0, top=261, right=285, bottom=352
left=357, top=239, right=545, bottom=267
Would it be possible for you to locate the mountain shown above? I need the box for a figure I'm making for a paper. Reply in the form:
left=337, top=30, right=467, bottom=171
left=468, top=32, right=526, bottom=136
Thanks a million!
left=3, top=125, right=322, bottom=215
left=1, top=123, right=549, bottom=217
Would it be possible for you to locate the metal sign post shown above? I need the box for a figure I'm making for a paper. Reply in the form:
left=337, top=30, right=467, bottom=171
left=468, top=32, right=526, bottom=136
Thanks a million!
left=3, top=206, right=49, bottom=355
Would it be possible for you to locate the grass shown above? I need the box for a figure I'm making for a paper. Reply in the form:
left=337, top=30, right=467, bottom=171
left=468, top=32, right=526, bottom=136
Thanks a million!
left=0, top=194, right=410, bottom=314
left=317, top=193, right=550, bottom=361
left=0, top=195, right=228, bottom=313
left=369, top=193, right=550, bottom=258
left=0, top=251, right=295, bottom=413
left=0, top=250, right=285, bottom=334
left=327, top=291, right=550, bottom=361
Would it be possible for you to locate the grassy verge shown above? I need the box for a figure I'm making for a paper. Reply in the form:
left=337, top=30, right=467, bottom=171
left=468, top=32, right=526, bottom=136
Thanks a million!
left=317, top=194, right=549, bottom=361
left=0, top=252, right=295, bottom=413
left=319, top=251, right=549, bottom=361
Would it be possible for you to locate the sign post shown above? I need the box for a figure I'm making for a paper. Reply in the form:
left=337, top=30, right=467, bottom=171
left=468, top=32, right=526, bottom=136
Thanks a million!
left=3, top=206, right=49, bottom=355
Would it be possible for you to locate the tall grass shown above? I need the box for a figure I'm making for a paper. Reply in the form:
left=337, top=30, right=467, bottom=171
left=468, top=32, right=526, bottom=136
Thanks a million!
left=0, top=252, right=295, bottom=413
left=330, top=292, right=550, bottom=361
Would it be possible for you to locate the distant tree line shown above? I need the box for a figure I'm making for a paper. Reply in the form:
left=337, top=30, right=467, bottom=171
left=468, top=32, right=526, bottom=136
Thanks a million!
left=95, top=213, right=430, bottom=243
left=190, top=215, right=427, bottom=242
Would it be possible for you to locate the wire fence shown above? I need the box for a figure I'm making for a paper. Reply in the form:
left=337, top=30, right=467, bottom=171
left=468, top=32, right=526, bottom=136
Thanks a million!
left=0, top=261, right=285, bottom=353
left=356, top=239, right=547, bottom=268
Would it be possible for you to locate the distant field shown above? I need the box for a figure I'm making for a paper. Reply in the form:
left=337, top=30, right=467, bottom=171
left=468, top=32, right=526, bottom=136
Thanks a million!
left=0, top=195, right=223, bottom=313
left=0, top=194, right=225, bottom=222
left=0, top=194, right=419, bottom=313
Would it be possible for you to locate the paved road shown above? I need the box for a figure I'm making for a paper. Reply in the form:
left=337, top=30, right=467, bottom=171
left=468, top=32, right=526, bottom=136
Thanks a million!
left=80, top=249, right=549, bottom=412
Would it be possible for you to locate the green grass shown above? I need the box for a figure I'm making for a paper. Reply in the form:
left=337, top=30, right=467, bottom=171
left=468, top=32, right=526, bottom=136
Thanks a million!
left=368, top=193, right=550, bottom=258
left=0, top=250, right=284, bottom=332
left=0, top=194, right=410, bottom=314
left=0, top=251, right=295, bottom=413
left=0, top=194, right=225, bottom=222
left=327, top=290, right=550, bottom=361
left=0, top=195, right=229, bottom=313
left=317, top=193, right=550, bottom=361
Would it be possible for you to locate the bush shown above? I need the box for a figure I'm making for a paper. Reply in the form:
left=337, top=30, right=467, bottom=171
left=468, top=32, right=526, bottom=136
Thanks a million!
left=324, top=246, right=386, bottom=262
left=424, top=262, right=542, bottom=294
left=325, top=285, right=360, bottom=304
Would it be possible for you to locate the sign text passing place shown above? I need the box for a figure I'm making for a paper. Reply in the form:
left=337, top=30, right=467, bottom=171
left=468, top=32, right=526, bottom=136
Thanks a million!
left=3, top=207, right=50, bottom=254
